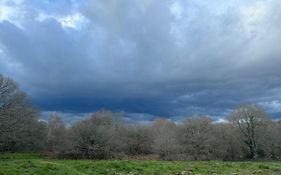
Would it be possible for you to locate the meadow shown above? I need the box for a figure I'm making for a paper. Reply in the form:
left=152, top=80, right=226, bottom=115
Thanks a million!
left=0, top=153, right=281, bottom=175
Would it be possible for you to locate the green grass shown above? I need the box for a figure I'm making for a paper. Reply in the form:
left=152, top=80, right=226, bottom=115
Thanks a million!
left=0, top=153, right=281, bottom=175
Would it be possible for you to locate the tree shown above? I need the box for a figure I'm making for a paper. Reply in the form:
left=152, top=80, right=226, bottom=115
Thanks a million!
left=178, top=116, right=213, bottom=160
left=257, top=120, right=281, bottom=160
left=229, top=104, right=270, bottom=159
left=69, top=109, right=122, bottom=159
left=0, top=74, right=46, bottom=152
left=126, top=124, right=153, bottom=156
left=0, top=74, right=29, bottom=135
left=209, top=123, right=243, bottom=160
left=46, top=114, right=67, bottom=153
left=150, top=119, right=179, bottom=159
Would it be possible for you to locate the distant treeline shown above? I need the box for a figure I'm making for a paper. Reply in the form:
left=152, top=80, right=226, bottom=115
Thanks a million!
left=1, top=74, right=281, bottom=160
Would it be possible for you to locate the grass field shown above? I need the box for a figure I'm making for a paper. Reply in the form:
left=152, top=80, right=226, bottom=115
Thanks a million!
left=0, top=153, right=281, bottom=175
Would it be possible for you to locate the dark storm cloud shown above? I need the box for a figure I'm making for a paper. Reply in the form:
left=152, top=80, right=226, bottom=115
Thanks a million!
left=0, top=0, right=281, bottom=122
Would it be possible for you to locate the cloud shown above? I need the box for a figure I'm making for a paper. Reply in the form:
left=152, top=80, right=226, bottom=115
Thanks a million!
left=41, top=111, right=90, bottom=125
left=0, top=0, right=281, bottom=121
left=259, top=100, right=281, bottom=113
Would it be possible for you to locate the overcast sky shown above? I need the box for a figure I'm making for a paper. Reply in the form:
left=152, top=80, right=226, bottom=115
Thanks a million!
left=0, top=0, right=281, bottom=122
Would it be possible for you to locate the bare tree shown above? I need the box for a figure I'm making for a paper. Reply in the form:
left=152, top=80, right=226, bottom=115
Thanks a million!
left=126, top=124, right=153, bottom=156
left=69, top=109, right=122, bottom=159
left=210, top=123, right=243, bottom=160
left=229, top=104, right=270, bottom=159
left=46, top=114, right=67, bottom=153
left=150, top=119, right=179, bottom=159
left=257, top=120, right=281, bottom=160
left=178, top=116, right=213, bottom=160
left=0, top=74, right=29, bottom=135
left=0, top=74, right=47, bottom=152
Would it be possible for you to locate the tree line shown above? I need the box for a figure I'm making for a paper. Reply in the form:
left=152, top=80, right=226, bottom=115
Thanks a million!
left=1, top=74, right=281, bottom=160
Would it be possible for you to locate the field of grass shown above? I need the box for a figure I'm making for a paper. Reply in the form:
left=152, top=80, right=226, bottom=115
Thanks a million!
left=0, top=153, right=281, bottom=175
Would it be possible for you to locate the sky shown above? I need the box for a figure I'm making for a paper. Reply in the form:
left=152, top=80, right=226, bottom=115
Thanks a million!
left=0, top=0, right=281, bottom=123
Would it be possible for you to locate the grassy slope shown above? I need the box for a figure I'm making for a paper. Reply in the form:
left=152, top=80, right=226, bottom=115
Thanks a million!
left=0, top=153, right=281, bottom=175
